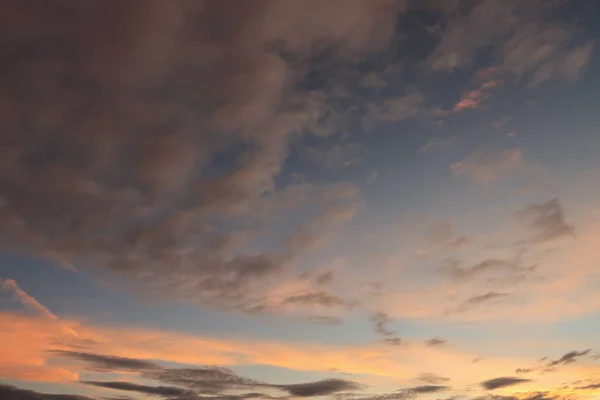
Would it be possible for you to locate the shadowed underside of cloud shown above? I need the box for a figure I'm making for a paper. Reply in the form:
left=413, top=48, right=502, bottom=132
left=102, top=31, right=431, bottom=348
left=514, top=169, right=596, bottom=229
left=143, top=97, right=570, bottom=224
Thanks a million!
left=481, top=377, right=532, bottom=390
left=0, top=0, right=406, bottom=314
left=54, top=350, right=362, bottom=398
left=0, top=384, right=94, bottom=400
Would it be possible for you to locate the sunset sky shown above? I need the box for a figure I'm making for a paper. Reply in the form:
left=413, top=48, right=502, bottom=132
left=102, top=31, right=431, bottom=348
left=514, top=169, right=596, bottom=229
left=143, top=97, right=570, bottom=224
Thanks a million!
left=1, top=1, right=600, bottom=400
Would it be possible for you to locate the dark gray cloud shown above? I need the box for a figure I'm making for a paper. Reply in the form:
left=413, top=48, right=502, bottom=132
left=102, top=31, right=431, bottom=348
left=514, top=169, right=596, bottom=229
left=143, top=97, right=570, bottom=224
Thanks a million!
left=369, top=311, right=404, bottom=345
left=56, top=350, right=363, bottom=399
left=0, top=0, right=403, bottom=312
left=515, top=198, right=574, bottom=244
left=409, top=385, right=448, bottom=394
left=83, top=381, right=188, bottom=397
left=0, top=383, right=94, bottom=400
left=547, top=349, right=592, bottom=367
left=276, top=379, right=361, bottom=397
left=282, top=291, right=347, bottom=308
left=369, top=311, right=395, bottom=337
left=481, top=377, right=532, bottom=390
left=335, top=384, right=448, bottom=400
left=514, top=349, right=593, bottom=375
left=0, top=384, right=95, bottom=400
left=577, top=383, right=600, bottom=390
left=51, top=350, right=161, bottom=372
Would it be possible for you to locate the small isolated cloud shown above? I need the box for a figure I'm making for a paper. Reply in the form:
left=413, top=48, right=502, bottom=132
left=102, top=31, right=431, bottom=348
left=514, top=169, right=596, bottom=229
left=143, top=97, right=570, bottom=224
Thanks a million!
left=410, top=385, right=449, bottom=394
left=416, top=373, right=450, bottom=385
left=451, top=149, right=524, bottom=183
left=515, top=198, right=575, bottom=244
left=425, top=337, right=447, bottom=346
left=282, top=291, right=347, bottom=308
left=481, top=377, right=532, bottom=390
left=369, top=311, right=403, bottom=345
left=277, top=379, right=362, bottom=397
left=451, top=75, right=503, bottom=113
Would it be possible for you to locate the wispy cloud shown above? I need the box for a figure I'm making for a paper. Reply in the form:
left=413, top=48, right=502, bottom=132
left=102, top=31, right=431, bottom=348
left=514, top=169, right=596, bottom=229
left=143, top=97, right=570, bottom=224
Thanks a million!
left=451, top=149, right=524, bottom=183
left=515, top=198, right=575, bottom=244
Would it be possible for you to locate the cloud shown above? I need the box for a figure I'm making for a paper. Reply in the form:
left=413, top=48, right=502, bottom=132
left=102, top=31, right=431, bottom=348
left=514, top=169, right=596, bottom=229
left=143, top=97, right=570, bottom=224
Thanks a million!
left=50, top=350, right=160, bottom=372
left=426, top=0, right=595, bottom=85
left=369, top=311, right=395, bottom=337
left=1, top=279, right=58, bottom=321
left=425, top=337, right=447, bottom=347
left=365, top=91, right=426, bottom=129
left=481, top=377, right=532, bottom=390
left=515, top=198, right=575, bottom=244
left=369, top=311, right=403, bottom=345
left=453, top=292, right=509, bottom=314
left=277, top=379, right=361, bottom=397
left=60, top=350, right=362, bottom=398
left=451, top=78, right=503, bottom=113
left=547, top=350, right=592, bottom=367
left=282, top=291, right=348, bottom=308
left=451, top=149, right=524, bottom=183
left=440, top=258, right=533, bottom=283
left=416, top=373, right=450, bottom=385
left=83, top=381, right=189, bottom=397
left=410, top=385, right=449, bottom=393
left=0, top=0, right=401, bottom=313
left=0, top=384, right=95, bottom=400
left=418, top=220, right=471, bottom=256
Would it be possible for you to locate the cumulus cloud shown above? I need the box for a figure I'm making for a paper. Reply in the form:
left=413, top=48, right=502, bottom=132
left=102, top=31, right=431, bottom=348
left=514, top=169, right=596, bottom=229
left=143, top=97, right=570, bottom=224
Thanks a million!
left=481, top=377, right=532, bottom=390
left=515, top=198, right=575, bottom=244
left=0, top=0, right=403, bottom=313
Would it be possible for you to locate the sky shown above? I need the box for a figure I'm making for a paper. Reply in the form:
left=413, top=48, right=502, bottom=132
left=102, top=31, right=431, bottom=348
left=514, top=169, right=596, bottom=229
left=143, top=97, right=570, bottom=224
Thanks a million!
left=1, top=1, right=600, bottom=400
